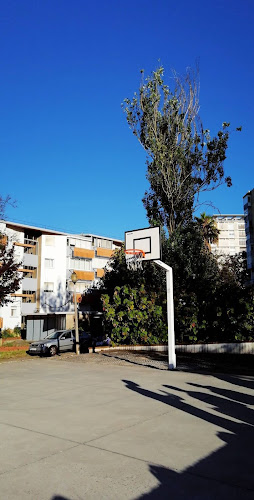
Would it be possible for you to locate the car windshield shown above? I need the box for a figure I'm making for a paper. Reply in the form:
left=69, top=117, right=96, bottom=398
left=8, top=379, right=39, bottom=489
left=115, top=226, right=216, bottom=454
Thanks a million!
left=45, top=331, right=64, bottom=340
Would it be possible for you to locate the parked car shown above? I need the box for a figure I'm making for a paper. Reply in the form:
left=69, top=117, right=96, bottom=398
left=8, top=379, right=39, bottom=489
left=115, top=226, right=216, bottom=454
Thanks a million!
left=27, top=330, right=92, bottom=356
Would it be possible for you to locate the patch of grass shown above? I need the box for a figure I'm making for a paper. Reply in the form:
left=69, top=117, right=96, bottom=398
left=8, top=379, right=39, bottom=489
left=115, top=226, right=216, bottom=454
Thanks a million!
left=2, top=341, right=27, bottom=348
left=1, top=339, right=29, bottom=347
left=0, top=350, right=28, bottom=361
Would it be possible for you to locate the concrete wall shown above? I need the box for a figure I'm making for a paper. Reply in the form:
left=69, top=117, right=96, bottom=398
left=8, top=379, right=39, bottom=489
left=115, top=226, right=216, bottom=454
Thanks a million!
left=90, top=343, right=254, bottom=354
left=175, top=342, right=254, bottom=354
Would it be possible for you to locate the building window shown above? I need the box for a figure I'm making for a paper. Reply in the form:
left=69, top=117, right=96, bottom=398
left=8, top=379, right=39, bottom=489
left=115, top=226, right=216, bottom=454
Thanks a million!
left=70, top=258, right=92, bottom=271
left=68, top=238, right=91, bottom=249
left=44, top=282, right=54, bottom=292
left=45, top=236, right=55, bottom=246
left=93, top=238, right=112, bottom=249
left=45, top=258, right=54, bottom=269
left=11, top=308, right=17, bottom=317
left=68, top=281, right=92, bottom=293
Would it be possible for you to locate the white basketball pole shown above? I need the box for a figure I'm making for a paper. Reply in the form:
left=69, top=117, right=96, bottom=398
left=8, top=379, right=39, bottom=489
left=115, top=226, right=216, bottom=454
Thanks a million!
left=155, top=260, right=176, bottom=370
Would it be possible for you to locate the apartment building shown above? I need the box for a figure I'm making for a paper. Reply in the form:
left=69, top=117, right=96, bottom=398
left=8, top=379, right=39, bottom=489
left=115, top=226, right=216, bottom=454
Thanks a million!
left=0, top=220, right=122, bottom=339
left=210, top=214, right=246, bottom=257
left=243, top=189, right=254, bottom=282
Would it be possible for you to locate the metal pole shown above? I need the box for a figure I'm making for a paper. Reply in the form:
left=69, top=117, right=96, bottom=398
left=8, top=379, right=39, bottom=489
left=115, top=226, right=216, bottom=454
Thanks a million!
left=166, top=267, right=176, bottom=370
left=74, top=284, right=80, bottom=355
left=155, top=260, right=176, bottom=370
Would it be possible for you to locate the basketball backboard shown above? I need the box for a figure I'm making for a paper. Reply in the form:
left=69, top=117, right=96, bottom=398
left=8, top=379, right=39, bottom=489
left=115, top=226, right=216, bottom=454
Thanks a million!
left=125, top=226, right=161, bottom=262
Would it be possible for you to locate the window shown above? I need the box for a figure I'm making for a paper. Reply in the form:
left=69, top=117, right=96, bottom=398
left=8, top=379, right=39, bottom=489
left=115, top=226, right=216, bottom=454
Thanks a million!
left=45, top=258, right=54, bottom=269
left=68, top=281, right=92, bottom=293
left=70, top=258, right=92, bottom=271
left=239, top=239, right=246, bottom=246
left=62, top=332, right=71, bottom=339
left=44, top=282, right=54, bottom=292
left=239, top=231, right=246, bottom=237
left=79, top=282, right=93, bottom=292
left=45, top=236, right=55, bottom=246
left=11, top=308, right=17, bottom=317
left=93, top=238, right=112, bottom=249
left=228, top=231, right=235, bottom=238
left=68, top=238, right=91, bottom=249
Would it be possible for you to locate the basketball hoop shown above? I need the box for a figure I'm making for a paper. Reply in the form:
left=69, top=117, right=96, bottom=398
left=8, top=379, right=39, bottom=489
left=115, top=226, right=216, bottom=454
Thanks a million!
left=124, top=249, right=145, bottom=271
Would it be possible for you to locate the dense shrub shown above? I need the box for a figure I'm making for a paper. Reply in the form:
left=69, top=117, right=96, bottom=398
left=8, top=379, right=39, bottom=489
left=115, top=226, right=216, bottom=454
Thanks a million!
left=1, top=328, right=18, bottom=338
left=102, top=285, right=167, bottom=345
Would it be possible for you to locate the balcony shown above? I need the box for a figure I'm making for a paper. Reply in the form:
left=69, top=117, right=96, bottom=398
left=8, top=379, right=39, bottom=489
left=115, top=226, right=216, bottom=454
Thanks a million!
left=74, top=270, right=95, bottom=281
left=23, top=253, right=38, bottom=267
left=21, top=302, right=38, bottom=315
left=73, top=247, right=94, bottom=259
left=97, top=268, right=105, bottom=278
left=22, top=278, right=37, bottom=291
left=18, top=268, right=37, bottom=278
left=96, top=248, right=114, bottom=258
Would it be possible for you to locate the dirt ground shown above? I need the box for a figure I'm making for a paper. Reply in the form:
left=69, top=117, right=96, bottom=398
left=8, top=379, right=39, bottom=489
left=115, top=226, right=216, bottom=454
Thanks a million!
left=47, top=349, right=254, bottom=375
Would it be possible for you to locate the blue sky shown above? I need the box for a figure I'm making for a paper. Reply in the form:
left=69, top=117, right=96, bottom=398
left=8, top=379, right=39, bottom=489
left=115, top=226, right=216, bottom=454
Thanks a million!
left=0, top=0, right=253, bottom=240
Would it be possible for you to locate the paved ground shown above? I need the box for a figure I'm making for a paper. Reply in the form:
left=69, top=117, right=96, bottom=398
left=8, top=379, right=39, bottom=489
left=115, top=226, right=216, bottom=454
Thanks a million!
left=0, top=354, right=254, bottom=499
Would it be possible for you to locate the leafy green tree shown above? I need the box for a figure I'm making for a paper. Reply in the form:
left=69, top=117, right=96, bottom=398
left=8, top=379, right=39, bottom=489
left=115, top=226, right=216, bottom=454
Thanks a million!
left=123, top=67, right=236, bottom=233
left=102, top=284, right=167, bottom=345
left=213, top=252, right=254, bottom=341
left=100, top=64, right=249, bottom=345
left=101, top=230, right=254, bottom=343
left=163, top=222, right=220, bottom=342
left=0, top=196, right=22, bottom=306
left=194, top=212, right=219, bottom=250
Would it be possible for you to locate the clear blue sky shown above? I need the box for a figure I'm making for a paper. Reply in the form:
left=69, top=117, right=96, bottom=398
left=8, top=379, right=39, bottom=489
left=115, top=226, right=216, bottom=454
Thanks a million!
left=1, top=0, right=253, bottom=240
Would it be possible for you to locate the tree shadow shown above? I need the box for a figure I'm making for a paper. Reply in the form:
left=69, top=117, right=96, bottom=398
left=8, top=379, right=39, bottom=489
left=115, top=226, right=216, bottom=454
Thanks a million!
left=101, top=352, right=167, bottom=370
left=122, top=376, right=254, bottom=499
left=41, top=281, right=72, bottom=314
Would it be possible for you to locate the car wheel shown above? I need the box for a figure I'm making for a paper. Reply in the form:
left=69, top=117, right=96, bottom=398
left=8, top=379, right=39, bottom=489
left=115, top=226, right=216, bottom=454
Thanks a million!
left=49, top=345, right=57, bottom=356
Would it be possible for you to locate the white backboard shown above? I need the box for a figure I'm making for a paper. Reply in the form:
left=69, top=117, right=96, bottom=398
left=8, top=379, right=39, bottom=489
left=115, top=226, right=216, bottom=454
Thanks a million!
left=125, top=226, right=161, bottom=261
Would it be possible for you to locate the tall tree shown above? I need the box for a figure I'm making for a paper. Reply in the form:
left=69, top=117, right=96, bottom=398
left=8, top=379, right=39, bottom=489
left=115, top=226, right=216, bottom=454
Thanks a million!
left=0, top=196, right=22, bottom=306
left=123, top=66, right=236, bottom=233
left=194, top=212, right=219, bottom=250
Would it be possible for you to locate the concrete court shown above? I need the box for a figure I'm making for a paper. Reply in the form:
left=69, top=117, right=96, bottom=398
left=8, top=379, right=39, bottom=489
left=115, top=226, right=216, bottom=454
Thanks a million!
left=0, top=357, right=253, bottom=500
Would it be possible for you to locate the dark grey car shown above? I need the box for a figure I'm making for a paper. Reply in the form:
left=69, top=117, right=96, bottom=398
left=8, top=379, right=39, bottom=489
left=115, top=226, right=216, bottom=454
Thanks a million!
left=27, top=330, right=75, bottom=356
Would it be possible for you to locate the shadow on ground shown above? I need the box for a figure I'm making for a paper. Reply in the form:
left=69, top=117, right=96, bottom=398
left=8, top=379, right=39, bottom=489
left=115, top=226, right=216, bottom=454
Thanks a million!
left=103, top=350, right=254, bottom=376
left=122, top=373, right=254, bottom=499
left=102, top=352, right=166, bottom=370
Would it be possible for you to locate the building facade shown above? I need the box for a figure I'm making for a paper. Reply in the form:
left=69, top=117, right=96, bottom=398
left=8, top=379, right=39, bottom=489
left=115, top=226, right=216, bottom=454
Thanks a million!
left=0, top=220, right=122, bottom=339
left=210, top=214, right=246, bottom=257
left=243, top=189, right=254, bottom=282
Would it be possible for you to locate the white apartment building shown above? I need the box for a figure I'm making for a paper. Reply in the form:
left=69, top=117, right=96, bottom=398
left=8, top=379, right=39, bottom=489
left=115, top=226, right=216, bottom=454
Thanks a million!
left=210, top=215, right=246, bottom=257
left=0, top=220, right=122, bottom=340
left=243, top=189, right=254, bottom=280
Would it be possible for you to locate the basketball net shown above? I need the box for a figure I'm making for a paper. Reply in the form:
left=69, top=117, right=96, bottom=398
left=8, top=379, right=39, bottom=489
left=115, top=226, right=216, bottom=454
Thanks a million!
left=125, top=249, right=145, bottom=271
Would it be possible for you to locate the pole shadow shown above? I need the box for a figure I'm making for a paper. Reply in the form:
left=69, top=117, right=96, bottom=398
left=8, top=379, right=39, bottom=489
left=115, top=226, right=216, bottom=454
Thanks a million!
left=122, top=375, right=254, bottom=499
